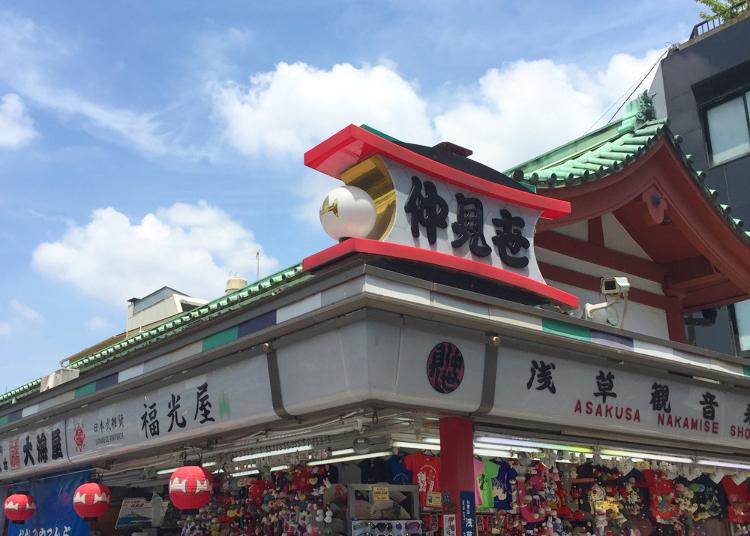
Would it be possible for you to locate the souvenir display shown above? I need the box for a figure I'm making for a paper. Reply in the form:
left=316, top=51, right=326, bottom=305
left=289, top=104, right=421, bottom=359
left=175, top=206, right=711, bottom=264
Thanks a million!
left=468, top=453, right=746, bottom=536
left=54, top=449, right=750, bottom=536
left=177, top=465, right=343, bottom=536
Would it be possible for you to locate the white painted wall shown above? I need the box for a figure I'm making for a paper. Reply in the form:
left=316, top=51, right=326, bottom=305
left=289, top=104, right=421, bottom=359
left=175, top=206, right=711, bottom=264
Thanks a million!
left=554, top=220, right=588, bottom=241
left=602, top=213, right=652, bottom=260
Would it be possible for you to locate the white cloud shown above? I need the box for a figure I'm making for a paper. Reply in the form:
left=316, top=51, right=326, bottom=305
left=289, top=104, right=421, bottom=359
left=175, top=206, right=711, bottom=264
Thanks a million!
left=434, top=51, right=664, bottom=169
left=213, top=51, right=662, bottom=171
left=86, top=316, right=110, bottom=331
left=9, top=299, right=42, bottom=322
left=0, top=300, right=41, bottom=337
left=211, top=61, right=434, bottom=158
left=31, top=202, right=278, bottom=306
left=0, top=11, right=192, bottom=157
left=0, top=93, right=36, bottom=148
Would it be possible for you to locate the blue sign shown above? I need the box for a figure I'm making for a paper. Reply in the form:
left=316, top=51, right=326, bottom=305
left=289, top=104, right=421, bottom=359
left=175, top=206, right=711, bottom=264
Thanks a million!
left=459, top=490, right=476, bottom=536
left=8, top=471, right=90, bottom=536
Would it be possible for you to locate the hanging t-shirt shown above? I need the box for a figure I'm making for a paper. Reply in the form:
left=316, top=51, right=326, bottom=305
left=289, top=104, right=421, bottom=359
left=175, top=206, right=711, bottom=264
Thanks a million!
left=479, top=459, right=499, bottom=509
left=323, top=464, right=339, bottom=484
left=473, top=458, right=484, bottom=507
left=674, top=476, right=699, bottom=520
left=570, top=462, right=597, bottom=516
left=689, top=473, right=727, bottom=520
left=721, top=476, right=750, bottom=523
left=643, top=469, right=680, bottom=523
left=389, top=454, right=413, bottom=485
left=618, top=469, right=650, bottom=517
left=493, top=461, right=517, bottom=511
left=403, top=452, right=441, bottom=508
left=358, top=458, right=391, bottom=484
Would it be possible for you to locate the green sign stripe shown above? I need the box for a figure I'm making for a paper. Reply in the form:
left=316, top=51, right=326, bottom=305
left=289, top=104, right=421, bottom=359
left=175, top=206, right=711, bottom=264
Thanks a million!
left=542, top=318, right=591, bottom=341
left=744, top=366, right=750, bottom=377
left=75, top=382, right=97, bottom=399
left=0, top=415, right=8, bottom=426
left=202, top=326, right=239, bottom=352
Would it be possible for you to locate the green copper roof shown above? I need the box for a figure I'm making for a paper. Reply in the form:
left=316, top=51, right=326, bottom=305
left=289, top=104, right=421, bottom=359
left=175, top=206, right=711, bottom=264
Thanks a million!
left=508, top=119, right=668, bottom=187
left=506, top=92, right=748, bottom=245
left=0, top=264, right=308, bottom=407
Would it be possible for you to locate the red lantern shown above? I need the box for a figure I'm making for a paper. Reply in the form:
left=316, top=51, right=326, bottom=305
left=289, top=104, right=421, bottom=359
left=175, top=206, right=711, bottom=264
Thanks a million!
left=73, top=482, right=111, bottom=520
left=169, top=465, right=212, bottom=510
left=4, top=493, right=36, bottom=523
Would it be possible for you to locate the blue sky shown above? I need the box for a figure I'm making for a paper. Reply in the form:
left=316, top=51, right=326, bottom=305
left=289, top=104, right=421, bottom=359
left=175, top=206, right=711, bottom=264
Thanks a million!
left=0, top=0, right=701, bottom=389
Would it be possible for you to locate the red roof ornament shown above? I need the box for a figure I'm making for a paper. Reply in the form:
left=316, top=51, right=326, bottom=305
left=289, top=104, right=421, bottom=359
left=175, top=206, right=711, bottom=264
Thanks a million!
left=303, top=124, right=579, bottom=310
left=169, top=465, right=212, bottom=510
left=4, top=493, right=36, bottom=523
left=73, top=481, right=111, bottom=521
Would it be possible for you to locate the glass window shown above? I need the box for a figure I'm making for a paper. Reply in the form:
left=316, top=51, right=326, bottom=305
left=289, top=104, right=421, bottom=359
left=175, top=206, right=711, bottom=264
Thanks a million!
left=687, top=306, right=737, bottom=355
left=706, top=93, right=750, bottom=165
left=734, top=300, right=750, bottom=353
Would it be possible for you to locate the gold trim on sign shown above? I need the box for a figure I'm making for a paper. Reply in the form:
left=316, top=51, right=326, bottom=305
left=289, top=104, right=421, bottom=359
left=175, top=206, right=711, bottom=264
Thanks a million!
left=340, top=155, right=396, bottom=240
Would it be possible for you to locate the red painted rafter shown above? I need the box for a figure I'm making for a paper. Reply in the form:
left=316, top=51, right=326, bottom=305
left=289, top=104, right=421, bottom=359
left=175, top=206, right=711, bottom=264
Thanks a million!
left=536, top=231, right=665, bottom=283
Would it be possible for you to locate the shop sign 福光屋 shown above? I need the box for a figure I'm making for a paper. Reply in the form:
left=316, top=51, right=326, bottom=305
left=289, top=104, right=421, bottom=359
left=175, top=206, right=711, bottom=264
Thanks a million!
left=0, top=355, right=274, bottom=481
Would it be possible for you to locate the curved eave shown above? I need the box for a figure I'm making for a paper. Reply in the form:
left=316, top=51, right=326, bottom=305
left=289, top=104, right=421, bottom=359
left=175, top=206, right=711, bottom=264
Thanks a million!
left=533, top=133, right=750, bottom=305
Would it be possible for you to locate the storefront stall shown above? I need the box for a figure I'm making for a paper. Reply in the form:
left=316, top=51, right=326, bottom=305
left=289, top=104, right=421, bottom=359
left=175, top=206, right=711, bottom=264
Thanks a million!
left=3, top=98, right=750, bottom=536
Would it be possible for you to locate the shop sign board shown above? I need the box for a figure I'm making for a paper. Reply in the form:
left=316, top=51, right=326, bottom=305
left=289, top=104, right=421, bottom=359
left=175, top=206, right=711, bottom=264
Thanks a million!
left=459, top=491, right=476, bottom=536
left=115, top=497, right=156, bottom=529
left=372, top=486, right=390, bottom=502
left=66, top=357, right=273, bottom=463
left=386, top=160, right=545, bottom=282
left=0, top=355, right=274, bottom=482
left=304, top=125, right=578, bottom=308
left=492, top=347, right=750, bottom=450
left=0, top=421, right=67, bottom=480
left=442, top=514, right=456, bottom=536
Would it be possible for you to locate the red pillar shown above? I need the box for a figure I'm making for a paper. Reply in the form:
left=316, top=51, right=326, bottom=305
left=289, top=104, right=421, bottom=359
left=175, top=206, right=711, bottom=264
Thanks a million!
left=439, top=416, right=474, bottom=531
left=665, top=296, right=687, bottom=343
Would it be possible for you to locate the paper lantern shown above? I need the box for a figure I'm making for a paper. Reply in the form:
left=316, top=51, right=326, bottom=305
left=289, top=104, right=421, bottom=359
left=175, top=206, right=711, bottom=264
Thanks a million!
left=319, top=186, right=376, bottom=240
left=73, top=481, right=111, bottom=520
left=4, top=493, right=36, bottom=523
left=169, top=466, right=212, bottom=510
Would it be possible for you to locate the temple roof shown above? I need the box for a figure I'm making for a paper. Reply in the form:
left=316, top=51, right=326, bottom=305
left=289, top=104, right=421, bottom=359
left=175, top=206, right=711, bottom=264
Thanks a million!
left=507, top=94, right=747, bottom=247
left=505, top=93, right=750, bottom=321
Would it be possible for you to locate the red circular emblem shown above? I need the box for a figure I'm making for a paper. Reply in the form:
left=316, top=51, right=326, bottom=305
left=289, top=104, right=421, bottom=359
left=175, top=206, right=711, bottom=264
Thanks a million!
left=426, top=342, right=464, bottom=394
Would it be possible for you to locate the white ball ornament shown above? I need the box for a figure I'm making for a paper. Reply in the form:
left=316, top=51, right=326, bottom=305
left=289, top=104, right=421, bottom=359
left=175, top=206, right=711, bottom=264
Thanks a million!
left=319, top=185, right=377, bottom=240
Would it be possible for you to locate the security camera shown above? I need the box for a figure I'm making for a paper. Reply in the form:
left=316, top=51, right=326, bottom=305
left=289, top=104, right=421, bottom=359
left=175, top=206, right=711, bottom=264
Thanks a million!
left=585, top=276, right=632, bottom=329
left=601, top=276, right=630, bottom=296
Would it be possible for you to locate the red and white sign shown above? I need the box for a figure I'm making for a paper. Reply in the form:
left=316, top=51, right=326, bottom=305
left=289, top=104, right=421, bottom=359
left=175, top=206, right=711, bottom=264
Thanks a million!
left=304, top=125, right=578, bottom=309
